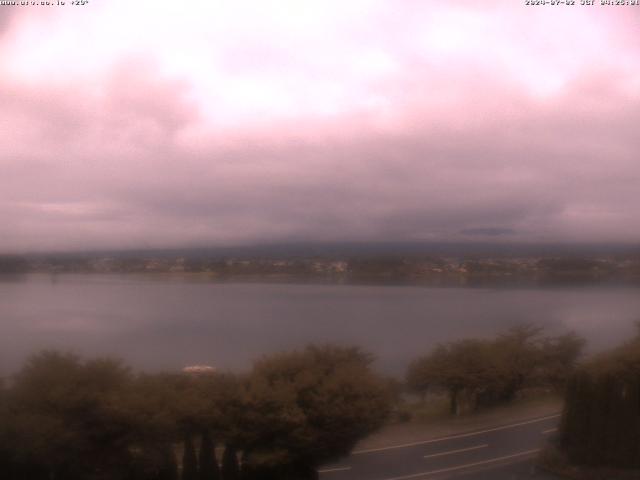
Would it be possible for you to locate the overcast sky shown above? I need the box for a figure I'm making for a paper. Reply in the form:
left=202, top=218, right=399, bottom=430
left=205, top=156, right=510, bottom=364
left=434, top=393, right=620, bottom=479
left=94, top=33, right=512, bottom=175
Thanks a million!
left=1, top=1, right=639, bottom=252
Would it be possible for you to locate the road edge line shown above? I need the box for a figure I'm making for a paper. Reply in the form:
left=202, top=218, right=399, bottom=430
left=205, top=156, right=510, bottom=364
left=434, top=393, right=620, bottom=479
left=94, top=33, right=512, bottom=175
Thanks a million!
left=352, top=413, right=560, bottom=455
left=380, top=449, right=541, bottom=480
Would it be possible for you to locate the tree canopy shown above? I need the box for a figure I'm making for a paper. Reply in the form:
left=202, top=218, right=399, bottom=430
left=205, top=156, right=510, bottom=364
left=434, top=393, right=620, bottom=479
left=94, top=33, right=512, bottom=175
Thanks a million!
left=0, top=345, right=392, bottom=480
left=407, top=326, right=584, bottom=415
left=239, top=345, right=392, bottom=479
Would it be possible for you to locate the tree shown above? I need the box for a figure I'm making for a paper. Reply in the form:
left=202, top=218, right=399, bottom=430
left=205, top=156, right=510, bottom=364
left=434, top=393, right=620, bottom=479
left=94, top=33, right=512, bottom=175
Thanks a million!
left=492, top=324, right=543, bottom=401
left=537, top=331, right=585, bottom=390
left=559, top=332, right=640, bottom=468
left=128, top=443, right=178, bottom=480
left=7, top=351, right=134, bottom=480
left=182, top=433, right=198, bottom=480
left=124, top=373, right=188, bottom=480
left=238, top=345, right=392, bottom=479
left=1, top=346, right=391, bottom=480
left=407, top=339, right=504, bottom=414
left=0, top=376, right=13, bottom=479
left=221, top=445, right=240, bottom=480
left=124, top=371, right=243, bottom=480
left=198, top=430, right=219, bottom=480
left=157, top=445, right=179, bottom=480
left=407, top=326, right=585, bottom=415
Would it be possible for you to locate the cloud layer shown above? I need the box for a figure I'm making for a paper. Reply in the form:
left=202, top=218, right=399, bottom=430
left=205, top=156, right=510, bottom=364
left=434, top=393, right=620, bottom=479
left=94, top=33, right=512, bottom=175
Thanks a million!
left=1, top=1, right=640, bottom=251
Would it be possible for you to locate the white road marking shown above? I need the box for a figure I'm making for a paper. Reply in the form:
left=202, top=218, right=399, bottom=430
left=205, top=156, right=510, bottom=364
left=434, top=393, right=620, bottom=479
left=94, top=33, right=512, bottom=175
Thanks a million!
left=380, top=449, right=541, bottom=480
left=542, top=428, right=558, bottom=434
left=423, top=444, right=488, bottom=459
left=318, top=466, right=352, bottom=474
left=352, top=414, right=560, bottom=455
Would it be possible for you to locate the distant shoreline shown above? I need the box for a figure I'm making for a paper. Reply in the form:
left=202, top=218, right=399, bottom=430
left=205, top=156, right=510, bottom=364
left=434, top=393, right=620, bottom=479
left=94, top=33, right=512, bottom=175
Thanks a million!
left=4, top=270, right=640, bottom=289
left=2, top=252, right=640, bottom=287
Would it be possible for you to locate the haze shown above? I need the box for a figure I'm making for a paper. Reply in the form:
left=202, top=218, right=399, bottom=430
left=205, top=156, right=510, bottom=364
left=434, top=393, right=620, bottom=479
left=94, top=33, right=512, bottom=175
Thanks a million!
left=1, top=1, right=639, bottom=252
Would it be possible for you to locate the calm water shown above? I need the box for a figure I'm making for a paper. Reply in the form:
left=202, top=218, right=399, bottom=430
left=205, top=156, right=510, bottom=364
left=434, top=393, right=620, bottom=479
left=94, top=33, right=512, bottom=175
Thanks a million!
left=1, top=274, right=639, bottom=376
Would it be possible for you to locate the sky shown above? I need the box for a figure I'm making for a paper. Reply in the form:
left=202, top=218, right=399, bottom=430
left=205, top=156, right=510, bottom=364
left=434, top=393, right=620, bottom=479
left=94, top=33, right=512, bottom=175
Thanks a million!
left=1, top=0, right=640, bottom=252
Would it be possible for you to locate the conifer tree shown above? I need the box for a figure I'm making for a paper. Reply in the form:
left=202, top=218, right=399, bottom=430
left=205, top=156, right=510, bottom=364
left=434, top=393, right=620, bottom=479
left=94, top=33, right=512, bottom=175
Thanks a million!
left=221, top=445, right=240, bottom=480
left=199, top=430, right=220, bottom=480
left=560, top=331, right=640, bottom=468
left=158, top=445, right=179, bottom=480
left=182, top=433, right=198, bottom=480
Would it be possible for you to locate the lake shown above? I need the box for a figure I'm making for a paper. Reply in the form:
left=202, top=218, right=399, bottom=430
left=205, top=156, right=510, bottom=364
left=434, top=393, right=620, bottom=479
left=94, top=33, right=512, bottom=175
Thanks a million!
left=1, top=274, right=639, bottom=376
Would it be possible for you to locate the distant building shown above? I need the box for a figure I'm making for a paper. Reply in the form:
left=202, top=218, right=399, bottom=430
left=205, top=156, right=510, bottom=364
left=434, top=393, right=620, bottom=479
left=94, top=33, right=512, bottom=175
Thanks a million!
left=182, top=365, right=216, bottom=375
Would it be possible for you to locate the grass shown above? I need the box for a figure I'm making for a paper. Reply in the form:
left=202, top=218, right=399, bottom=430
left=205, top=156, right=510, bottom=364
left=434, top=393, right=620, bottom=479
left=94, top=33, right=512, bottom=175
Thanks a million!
left=356, top=390, right=563, bottom=451
left=393, top=389, right=562, bottom=425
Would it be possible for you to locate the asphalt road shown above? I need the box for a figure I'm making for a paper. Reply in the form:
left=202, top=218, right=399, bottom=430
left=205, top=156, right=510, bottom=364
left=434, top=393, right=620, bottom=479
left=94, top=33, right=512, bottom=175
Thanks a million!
left=318, top=414, right=562, bottom=480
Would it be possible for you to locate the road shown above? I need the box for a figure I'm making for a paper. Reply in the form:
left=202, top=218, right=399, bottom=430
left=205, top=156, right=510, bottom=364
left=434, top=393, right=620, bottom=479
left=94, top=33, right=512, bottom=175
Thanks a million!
left=318, top=414, right=561, bottom=480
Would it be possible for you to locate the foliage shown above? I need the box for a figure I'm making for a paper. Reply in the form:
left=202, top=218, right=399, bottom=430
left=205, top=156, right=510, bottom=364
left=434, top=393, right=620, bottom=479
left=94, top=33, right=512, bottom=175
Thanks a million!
left=559, top=330, right=640, bottom=469
left=536, top=331, right=585, bottom=390
left=408, top=339, right=508, bottom=414
left=407, top=325, right=584, bottom=415
left=198, top=430, right=219, bottom=480
left=5, top=351, right=134, bottom=480
left=0, top=345, right=392, bottom=479
left=221, top=446, right=240, bottom=480
left=238, top=345, right=392, bottom=477
left=182, top=433, right=198, bottom=480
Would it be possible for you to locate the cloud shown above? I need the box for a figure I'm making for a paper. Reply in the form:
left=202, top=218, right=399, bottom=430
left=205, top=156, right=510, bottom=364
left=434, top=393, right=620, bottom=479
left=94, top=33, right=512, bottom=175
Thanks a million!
left=1, top=1, right=639, bottom=251
left=460, top=228, right=517, bottom=237
left=0, top=7, right=28, bottom=34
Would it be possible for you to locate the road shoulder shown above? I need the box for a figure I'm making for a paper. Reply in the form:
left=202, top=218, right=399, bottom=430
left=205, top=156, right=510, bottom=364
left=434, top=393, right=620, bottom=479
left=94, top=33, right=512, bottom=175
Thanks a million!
left=355, top=396, right=562, bottom=452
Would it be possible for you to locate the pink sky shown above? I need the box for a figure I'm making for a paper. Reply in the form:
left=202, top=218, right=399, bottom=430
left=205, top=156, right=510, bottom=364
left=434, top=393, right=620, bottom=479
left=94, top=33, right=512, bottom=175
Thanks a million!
left=1, top=1, right=639, bottom=252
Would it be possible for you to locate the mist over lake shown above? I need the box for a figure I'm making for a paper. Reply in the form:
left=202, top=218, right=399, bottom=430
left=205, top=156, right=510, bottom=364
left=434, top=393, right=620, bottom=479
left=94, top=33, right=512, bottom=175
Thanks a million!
left=1, top=274, right=638, bottom=376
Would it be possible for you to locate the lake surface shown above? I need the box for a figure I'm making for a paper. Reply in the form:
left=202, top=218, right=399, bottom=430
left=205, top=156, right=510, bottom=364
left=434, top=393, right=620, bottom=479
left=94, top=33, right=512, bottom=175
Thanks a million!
left=1, top=274, right=639, bottom=376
